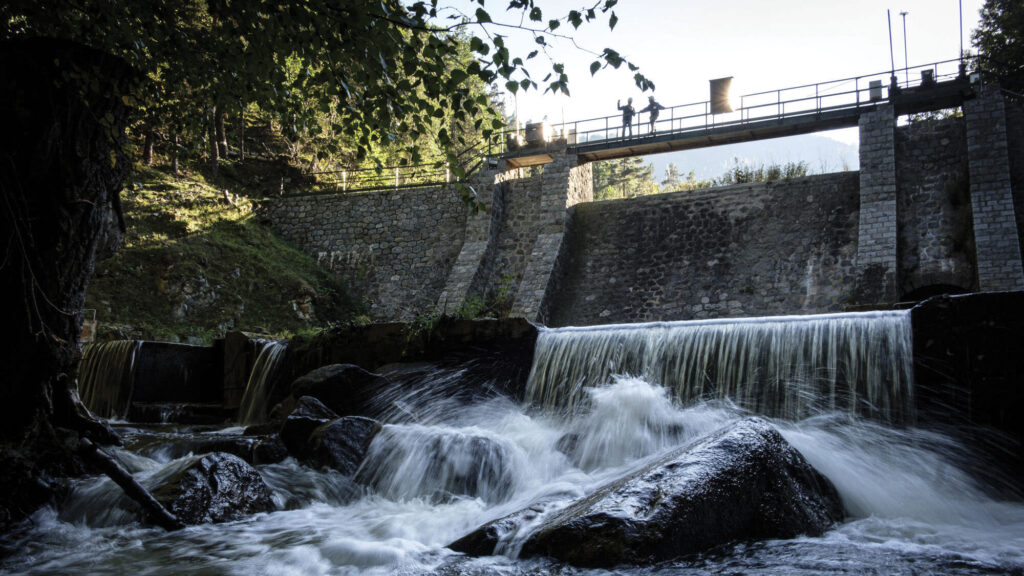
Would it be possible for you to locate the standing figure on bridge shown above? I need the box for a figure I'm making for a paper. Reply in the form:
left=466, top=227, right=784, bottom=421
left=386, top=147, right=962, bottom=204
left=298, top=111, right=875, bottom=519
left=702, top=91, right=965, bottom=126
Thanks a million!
left=640, top=95, right=666, bottom=135
left=617, top=97, right=636, bottom=138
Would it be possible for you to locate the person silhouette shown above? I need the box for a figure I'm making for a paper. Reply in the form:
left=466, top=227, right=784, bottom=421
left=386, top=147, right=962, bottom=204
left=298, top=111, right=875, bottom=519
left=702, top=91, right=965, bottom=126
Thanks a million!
left=617, top=97, right=636, bottom=138
left=640, top=95, right=666, bottom=134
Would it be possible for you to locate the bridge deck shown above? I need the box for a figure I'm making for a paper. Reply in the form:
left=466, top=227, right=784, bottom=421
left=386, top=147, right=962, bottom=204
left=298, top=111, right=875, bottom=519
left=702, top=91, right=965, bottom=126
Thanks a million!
left=503, top=60, right=971, bottom=168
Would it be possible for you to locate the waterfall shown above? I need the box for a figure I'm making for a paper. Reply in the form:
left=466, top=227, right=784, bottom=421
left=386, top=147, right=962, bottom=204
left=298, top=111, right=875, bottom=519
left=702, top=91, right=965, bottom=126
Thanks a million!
left=526, top=311, right=914, bottom=423
left=78, top=340, right=140, bottom=419
left=238, top=340, right=288, bottom=425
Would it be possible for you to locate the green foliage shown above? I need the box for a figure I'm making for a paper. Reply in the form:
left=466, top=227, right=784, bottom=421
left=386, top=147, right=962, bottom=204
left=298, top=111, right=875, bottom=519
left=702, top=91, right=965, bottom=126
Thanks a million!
left=596, top=156, right=809, bottom=201
left=973, top=0, right=1024, bottom=92
left=452, top=272, right=517, bottom=320
left=661, top=163, right=713, bottom=192
left=1, top=1, right=648, bottom=173
left=713, top=158, right=808, bottom=186
left=454, top=295, right=488, bottom=319
left=906, top=108, right=963, bottom=123
left=593, top=157, right=657, bottom=200
left=405, top=310, right=443, bottom=343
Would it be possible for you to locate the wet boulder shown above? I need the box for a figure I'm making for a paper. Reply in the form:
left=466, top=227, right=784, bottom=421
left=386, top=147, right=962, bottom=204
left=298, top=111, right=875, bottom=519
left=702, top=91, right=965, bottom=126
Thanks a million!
left=449, top=497, right=566, bottom=557
left=306, top=416, right=382, bottom=475
left=280, top=396, right=338, bottom=457
left=289, top=364, right=390, bottom=418
left=253, top=436, right=288, bottom=465
left=150, top=452, right=274, bottom=525
left=359, top=425, right=516, bottom=504
left=453, top=418, right=842, bottom=566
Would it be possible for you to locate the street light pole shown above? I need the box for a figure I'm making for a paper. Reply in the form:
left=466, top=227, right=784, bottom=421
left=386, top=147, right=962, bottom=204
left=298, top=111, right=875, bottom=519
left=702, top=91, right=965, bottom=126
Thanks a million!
left=900, top=11, right=909, bottom=86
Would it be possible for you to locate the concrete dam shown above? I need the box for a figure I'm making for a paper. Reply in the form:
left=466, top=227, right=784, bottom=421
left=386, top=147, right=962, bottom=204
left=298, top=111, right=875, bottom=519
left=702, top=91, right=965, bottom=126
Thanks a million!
left=266, top=76, right=1024, bottom=326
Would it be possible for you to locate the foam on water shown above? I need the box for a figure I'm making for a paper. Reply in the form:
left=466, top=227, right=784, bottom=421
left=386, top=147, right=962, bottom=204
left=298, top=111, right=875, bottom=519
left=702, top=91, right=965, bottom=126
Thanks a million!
left=4, top=332, right=1023, bottom=574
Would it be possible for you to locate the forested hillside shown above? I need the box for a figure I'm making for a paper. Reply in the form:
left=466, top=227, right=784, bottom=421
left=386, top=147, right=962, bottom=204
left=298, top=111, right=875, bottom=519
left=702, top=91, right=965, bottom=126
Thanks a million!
left=86, top=160, right=364, bottom=344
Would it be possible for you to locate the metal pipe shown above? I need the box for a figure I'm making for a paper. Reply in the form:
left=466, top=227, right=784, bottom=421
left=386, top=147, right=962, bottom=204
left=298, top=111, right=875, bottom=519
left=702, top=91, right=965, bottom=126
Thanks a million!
left=900, top=11, right=909, bottom=86
left=959, top=0, right=964, bottom=61
left=888, top=10, right=896, bottom=79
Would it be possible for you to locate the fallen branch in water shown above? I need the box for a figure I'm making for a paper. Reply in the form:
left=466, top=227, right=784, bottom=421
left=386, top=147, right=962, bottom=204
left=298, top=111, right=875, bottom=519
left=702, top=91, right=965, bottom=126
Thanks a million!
left=78, top=437, right=184, bottom=531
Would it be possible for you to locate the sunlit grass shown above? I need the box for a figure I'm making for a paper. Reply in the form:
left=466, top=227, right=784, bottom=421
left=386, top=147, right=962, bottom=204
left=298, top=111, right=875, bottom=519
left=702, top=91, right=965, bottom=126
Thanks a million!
left=86, top=163, right=362, bottom=344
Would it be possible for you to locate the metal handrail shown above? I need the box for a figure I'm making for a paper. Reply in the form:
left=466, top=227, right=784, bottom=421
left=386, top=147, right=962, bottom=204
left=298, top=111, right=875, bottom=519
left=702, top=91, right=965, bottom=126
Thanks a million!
left=495, top=57, right=972, bottom=155
left=301, top=140, right=488, bottom=194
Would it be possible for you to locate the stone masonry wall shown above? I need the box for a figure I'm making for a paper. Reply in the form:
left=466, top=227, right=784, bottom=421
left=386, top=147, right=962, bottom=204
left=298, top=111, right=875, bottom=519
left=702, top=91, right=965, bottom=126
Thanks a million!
left=435, top=164, right=501, bottom=315
left=512, top=151, right=593, bottom=321
left=267, top=186, right=467, bottom=320
left=964, top=83, right=1024, bottom=291
left=857, top=104, right=898, bottom=302
left=895, top=117, right=976, bottom=296
left=1004, top=93, right=1024, bottom=261
left=481, top=165, right=545, bottom=309
left=546, top=173, right=861, bottom=326
left=265, top=107, right=1018, bottom=325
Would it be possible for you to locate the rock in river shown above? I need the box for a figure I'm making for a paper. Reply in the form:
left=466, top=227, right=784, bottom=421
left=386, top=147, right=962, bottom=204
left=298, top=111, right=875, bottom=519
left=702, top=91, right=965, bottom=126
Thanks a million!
left=307, top=416, right=382, bottom=475
left=289, top=364, right=391, bottom=418
left=150, top=452, right=275, bottom=525
left=279, top=395, right=338, bottom=457
left=451, top=417, right=843, bottom=566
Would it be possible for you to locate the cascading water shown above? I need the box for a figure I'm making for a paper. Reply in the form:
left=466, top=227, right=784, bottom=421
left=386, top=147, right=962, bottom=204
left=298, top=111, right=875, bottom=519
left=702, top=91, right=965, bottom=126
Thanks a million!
left=77, top=340, right=140, bottom=419
left=527, top=311, right=914, bottom=424
left=3, top=312, right=1022, bottom=576
left=237, top=340, right=288, bottom=425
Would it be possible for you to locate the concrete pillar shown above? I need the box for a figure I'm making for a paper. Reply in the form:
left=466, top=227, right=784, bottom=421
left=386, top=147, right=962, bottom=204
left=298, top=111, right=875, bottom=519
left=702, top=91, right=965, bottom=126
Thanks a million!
left=434, top=163, right=503, bottom=315
left=856, top=103, right=899, bottom=302
left=964, top=83, right=1024, bottom=291
left=511, top=150, right=592, bottom=322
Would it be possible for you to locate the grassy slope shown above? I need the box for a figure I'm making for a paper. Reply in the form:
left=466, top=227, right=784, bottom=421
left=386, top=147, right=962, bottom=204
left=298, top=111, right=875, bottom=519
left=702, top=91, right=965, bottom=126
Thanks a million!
left=86, top=161, right=363, bottom=344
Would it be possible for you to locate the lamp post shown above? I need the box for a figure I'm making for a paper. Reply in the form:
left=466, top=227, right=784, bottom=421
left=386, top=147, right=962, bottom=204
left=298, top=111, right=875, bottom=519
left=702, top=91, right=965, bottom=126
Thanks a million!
left=900, top=11, right=909, bottom=86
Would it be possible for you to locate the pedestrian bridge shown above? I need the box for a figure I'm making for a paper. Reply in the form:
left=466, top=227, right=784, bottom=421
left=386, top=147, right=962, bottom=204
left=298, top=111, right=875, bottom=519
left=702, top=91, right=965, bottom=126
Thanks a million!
left=501, top=58, right=971, bottom=168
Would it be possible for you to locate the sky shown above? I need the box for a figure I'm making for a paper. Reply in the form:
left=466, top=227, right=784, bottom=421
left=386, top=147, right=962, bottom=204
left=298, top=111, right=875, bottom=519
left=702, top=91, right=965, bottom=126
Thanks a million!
left=441, top=0, right=986, bottom=151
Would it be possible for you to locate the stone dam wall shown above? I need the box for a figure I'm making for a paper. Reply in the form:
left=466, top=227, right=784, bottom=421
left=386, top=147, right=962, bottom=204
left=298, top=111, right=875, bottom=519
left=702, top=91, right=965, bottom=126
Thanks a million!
left=266, top=83, right=1024, bottom=325
left=546, top=173, right=861, bottom=325
left=266, top=185, right=467, bottom=319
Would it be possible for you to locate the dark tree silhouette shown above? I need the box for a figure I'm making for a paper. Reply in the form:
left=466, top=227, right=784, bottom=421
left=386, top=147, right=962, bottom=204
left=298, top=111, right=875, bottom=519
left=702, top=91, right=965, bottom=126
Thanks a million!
left=973, top=0, right=1024, bottom=92
left=0, top=39, right=133, bottom=525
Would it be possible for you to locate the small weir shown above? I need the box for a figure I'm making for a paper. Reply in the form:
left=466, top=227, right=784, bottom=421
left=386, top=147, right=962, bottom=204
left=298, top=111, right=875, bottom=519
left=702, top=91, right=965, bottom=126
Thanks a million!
left=527, top=311, right=914, bottom=423
left=237, top=340, right=288, bottom=425
left=78, top=340, right=140, bottom=420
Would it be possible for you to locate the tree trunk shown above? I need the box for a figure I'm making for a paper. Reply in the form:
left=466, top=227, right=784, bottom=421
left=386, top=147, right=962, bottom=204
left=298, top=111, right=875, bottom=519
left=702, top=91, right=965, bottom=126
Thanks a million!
left=172, top=132, right=180, bottom=174
left=0, top=38, right=132, bottom=526
left=209, top=105, right=219, bottom=176
left=216, top=107, right=229, bottom=159
left=143, top=129, right=155, bottom=165
left=237, top=108, right=245, bottom=161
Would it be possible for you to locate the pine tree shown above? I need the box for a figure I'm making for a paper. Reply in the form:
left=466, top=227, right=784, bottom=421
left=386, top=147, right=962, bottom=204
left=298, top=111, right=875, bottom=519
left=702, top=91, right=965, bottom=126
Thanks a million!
left=594, top=157, right=657, bottom=200
left=973, top=0, right=1024, bottom=92
left=661, top=163, right=683, bottom=191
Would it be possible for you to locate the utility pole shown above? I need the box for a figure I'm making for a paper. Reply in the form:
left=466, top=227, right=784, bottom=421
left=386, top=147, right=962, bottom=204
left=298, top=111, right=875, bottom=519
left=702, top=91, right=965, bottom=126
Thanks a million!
left=900, top=11, right=909, bottom=86
left=887, top=10, right=898, bottom=91
left=959, top=0, right=966, bottom=76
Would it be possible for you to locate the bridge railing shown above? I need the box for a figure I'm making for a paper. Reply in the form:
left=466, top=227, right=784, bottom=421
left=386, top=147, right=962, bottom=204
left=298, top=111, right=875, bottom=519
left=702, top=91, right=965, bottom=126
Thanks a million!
left=300, top=141, right=486, bottom=194
left=495, top=57, right=970, bottom=155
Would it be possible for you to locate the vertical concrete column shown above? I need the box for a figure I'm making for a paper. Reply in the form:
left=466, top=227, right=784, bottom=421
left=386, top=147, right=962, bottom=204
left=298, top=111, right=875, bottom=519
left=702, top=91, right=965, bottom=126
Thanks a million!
left=856, top=103, right=899, bottom=302
left=511, top=150, right=592, bottom=321
left=964, top=83, right=1024, bottom=291
left=434, top=163, right=504, bottom=315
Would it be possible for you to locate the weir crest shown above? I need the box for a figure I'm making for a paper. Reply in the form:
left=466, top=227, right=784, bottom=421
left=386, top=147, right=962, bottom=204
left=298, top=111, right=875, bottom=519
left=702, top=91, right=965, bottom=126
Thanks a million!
left=526, top=310, right=914, bottom=424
